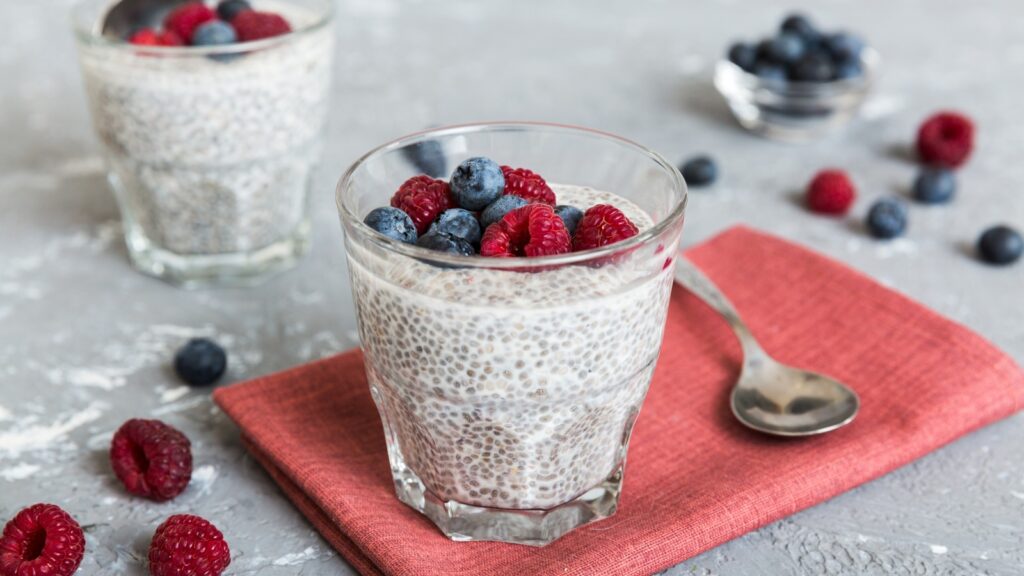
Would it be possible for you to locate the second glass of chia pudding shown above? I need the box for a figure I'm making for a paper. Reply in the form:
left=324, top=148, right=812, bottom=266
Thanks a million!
left=72, top=0, right=334, bottom=287
left=337, top=123, right=688, bottom=545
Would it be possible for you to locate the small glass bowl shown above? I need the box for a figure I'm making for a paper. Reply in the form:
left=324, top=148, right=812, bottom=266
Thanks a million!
left=714, top=48, right=879, bottom=142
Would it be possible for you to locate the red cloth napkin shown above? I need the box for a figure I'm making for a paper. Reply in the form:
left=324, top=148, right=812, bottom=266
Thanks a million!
left=213, top=226, right=1024, bottom=576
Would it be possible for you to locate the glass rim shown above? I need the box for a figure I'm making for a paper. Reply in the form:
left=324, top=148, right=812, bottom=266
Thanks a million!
left=336, top=121, right=688, bottom=270
left=70, top=0, right=333, bottom=55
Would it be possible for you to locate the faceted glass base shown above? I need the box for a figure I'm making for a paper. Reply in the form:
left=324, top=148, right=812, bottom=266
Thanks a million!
left=123, top=219, right=311, bottom=289
left=392, top=457, right=624, bottom=546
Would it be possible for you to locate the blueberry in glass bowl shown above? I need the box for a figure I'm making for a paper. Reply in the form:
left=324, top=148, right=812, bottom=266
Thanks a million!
left=714, top=13, right=879, bottom=142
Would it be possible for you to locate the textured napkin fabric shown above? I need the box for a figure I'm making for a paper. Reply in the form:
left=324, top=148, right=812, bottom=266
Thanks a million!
left=214, top=226, right=1024, bottom=576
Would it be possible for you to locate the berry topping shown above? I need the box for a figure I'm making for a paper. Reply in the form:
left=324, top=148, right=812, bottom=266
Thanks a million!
left=572, top=204, right=640, bottom=252
left=911, top=167, right=956, bottom=205
left=824, top=32, right=865, bottom=62
left=429, top=208, right=481, bottom=246
left=401, top=140, right=447, bottom=178
left=191, top=20, right=237, bottom=47
left=216, top=0, right=252, bottom=22
left=500, top=166, right=556, bottom=205
left=554, top=205, right=584, bottom=236
left=917, top=112, right=974, bottom=168
left=727, top=42, right=757, bottom=71
left=450, top=157, right=505, bottom=210
left=766, top=32, right=806, bottom=64
left=0, top=504, right=85, bottom=576
left=417, top=232, right=475, bottom=256
left=174, top=338, right=227, bottom=387
left=364, top=207, right=417, bottom=244
left=790, top=53, right=835, bottom=82
left=480, top=195, right=529, bottom=229
left=480, top=204, right=571, bottom=258
left=164, top=2, right=216, bottom=44
left=232, top=10, right=292, bottom=42
left=680, top=155, right=718, bottom=187
left=129, top=28, right=184, bottom=46
left=866, top=198, right=908, bottom=239
left=390, top=175, right=454, bottom=234
left=110, top=418, right=192, bottom=501
left=977, top=225, right=1023, bottom=266
left=148, top=515, right=230, bottom=576
left=780, top=13, right=819, bottom=43
left=806, top=169, right=856, bottom=215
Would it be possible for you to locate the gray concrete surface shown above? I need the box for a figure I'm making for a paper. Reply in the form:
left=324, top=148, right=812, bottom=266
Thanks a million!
left=2, top=0, right=1023, bottom=574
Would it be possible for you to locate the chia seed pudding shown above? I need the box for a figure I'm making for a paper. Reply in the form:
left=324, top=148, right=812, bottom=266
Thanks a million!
left=348, top=185, right=674, bottom=510
left=74, top=0, right=333, bottom=284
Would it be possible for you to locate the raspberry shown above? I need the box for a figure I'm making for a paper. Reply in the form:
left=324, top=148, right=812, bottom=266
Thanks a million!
left=916, top=111, right=974, bottom=168
left=164, top=2, right=216, bottom=44
left=500, top=166, right=556, bottom=205
left=571, top=205, right=639, bottom=252
left=128, top=29, right=183, bottom=46
left=110, top=419, right=192, bottom=501
left=232, top=11, right=292, bottom=42
left=390, top=175, right=454, bottom=234
left=806, top=169, right=856, bottom=215
left=148, top=515, right=230, bottom=576
left=480, top=204, right=571, bottom=257
left=0, top=503, right=85, bottom=576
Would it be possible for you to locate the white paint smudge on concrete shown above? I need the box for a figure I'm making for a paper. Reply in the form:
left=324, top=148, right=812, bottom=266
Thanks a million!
left=152, top=396, right=206, bottom=416
left=191, top=465, right=219, bottom=497
left=159, top=386, right=190, bottom=404
left=0, top=402, right=107, bottom=458
left=48, top=367, right=125, bottom=390
left=874, top=238, right=918, bottom=259
left=0, top=404, right=11, bottom=422
left=1, top=463, right=40, bottom=481
left=273, top=546, right=319, bottom=566
left=1010, top=490, right=1024, bottom=500
left=861, top=94, right=906, bottom=121
left=929, top=544, right=948, bottom=554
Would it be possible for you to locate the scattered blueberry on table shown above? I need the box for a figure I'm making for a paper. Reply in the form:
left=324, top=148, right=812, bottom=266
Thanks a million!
left=866, top=198, right=909, bottom=239
left=174, top=337, right=228, bottom=386
left=680, top=155, right=718, bottom=187
left=727, top=13, right=868, bottom=83
left=912, top=168, right=956, bottom=205
left=977, top=225, right=1023, bottom=265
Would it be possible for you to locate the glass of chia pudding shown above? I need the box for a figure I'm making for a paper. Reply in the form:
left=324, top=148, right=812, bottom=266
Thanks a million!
left=72, top=0, right=333, bottom=287
left=337, top=123, right=687, bottom=545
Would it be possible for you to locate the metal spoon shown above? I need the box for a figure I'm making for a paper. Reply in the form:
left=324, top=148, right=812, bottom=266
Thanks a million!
left=101, top=0, right=192, bottom=38
left=673, top=257, right=859, bottom=436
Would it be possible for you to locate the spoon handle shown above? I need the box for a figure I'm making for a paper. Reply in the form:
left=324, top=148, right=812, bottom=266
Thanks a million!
left=673, top=257, right=767, bottom=362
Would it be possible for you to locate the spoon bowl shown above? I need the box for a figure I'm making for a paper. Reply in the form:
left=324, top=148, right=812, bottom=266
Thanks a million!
left=674, top=257, right=860, bottom=437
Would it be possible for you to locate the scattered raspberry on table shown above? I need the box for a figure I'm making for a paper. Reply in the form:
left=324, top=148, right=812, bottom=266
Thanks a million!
left=148, top=515, right=231, bottom=576
left=806, top=169, right=856, bottom=215
left=110, top=418, right=193, bottom=501
left=0, top=503, right=85, bottom=576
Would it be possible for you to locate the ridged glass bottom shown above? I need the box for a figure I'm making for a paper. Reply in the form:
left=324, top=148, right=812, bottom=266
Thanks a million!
left=391, top=451, right=624, bottom=547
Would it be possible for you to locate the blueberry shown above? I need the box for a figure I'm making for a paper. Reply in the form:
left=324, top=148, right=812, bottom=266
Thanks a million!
left=364, top=207, right=417, bottom=244
left=977, top=225, right=1023, bottom=265
left=417, top=231, right=475, bottom=256
left=767, top=32, right=806, bottom=64
left=450, top=157, right=505, bottom=211
left=554, top=205, right=584, bottom=235
left=680, top=156, right=718, bottom=187
left=727, top=42, right=758, bottom=71
left=790, top=53, right=835, bottom=82
left=429, top=208, right=481, bottom=246
left=754, top=62, right=787, bottom=82
left=755, top=38, right=777, bottom=62
left=480, top=195, right=529, bottom=229
left=191, top=20, right=237, bottom=47
left=780, top=13, right=819, bottom=43
left=824, top=32, right=865, bottom=62
left=401, top=140, right=447, bottom=178
left=866, top=198, right=908, bottom=239
left=834, top=58, right=863, bottom=80
left=216, top=0, right=251, bottom=21
left=912, top=168, right=956, bottom=204
left=174, top=338, right=227, bottom=387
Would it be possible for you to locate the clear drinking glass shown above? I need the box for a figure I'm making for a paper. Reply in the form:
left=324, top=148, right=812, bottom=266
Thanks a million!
left=337, top=123, right=688, bottom=545
left=72, top=0, right=334, bottom=287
